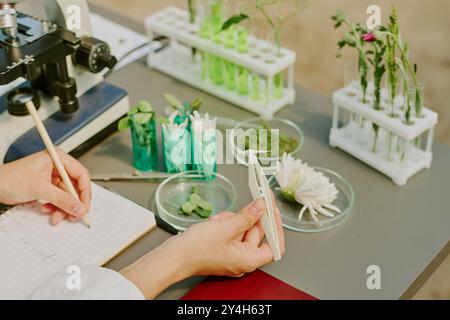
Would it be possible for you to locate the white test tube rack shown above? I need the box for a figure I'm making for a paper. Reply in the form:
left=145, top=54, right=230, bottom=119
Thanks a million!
left=329, top=85, right=438, bottom=186
left=145, top=6, right=296, bottom=120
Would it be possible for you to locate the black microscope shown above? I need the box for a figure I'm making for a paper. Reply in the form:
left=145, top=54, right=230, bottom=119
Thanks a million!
left=0, top=0, right=130, bottom=163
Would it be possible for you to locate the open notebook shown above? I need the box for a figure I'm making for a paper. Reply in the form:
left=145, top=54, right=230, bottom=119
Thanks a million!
left=0, top=184, right=156, bottom=299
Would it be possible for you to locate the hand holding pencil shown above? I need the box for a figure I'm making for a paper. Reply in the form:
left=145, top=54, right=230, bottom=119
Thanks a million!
left=24, top=101, right=92, bottom=228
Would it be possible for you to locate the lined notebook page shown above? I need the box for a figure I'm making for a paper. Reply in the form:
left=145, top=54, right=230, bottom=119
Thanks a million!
left=0, top=184, right=155, bottom=299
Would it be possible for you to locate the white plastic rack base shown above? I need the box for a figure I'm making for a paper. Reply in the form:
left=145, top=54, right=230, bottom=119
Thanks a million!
left=330, top=86, right=438, bottom=186
left=145, top=6, right=296, bottom=119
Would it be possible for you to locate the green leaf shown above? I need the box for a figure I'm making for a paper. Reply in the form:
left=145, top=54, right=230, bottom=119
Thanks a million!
left=180, top=202, right=197, bottom=215
left=157, top=116, right=169, bottom=125
left=189, top=193, right=204, bottom=206
left=189, top=193, right=213, bottom=211
left=190, top=98, right=203, bottom=111
left=132, top=113, right=153, bottom=125
left=164, top=93, right=183, bottom=109
left=221, top=13, right=249, bottom=31
left=337, top=39, right=346, bottom=49
left=117, top=117, right=130, bottom=131
left=128, top=106, right=139, bottom=115
left=197, top=200, right=212, bottom=212
left=138, top=100, right=153, bottom=113
left=179, top=187, right=212, bottom=219
left=194, top=207, right=212, bottom=218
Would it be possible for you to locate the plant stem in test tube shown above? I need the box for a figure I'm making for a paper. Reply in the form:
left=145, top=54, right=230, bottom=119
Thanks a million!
left=210, top=0, right=222, bottom=44
left=211, top=56, right=224, bottom=85
left=198, top=4, right=210, bottom=80
left=238, top=66, right=249, bottom=95
left=237, top=28, right=249, bottom=95
left=252, top=73, right=260, bottom=100
left=225, top=61, right=236, bottom=90
left=274, top=72, right=284, bottom=98
left=223, top=25, right=236, bottom=90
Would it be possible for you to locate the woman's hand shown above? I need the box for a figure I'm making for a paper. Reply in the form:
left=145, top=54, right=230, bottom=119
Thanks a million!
left=121, top=198, right=285, bottom=299
left=178, top=198, right=285, bottom=277
left=0, top=150, right=92, bottom=225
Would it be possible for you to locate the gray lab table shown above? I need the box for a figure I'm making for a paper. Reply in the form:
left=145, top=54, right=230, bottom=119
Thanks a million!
left=73, top=3, right=450, bottom=300
left=78, top=61, right=450, bottom=300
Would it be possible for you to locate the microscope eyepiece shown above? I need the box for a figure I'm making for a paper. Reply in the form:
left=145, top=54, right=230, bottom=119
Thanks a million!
left=0, top=2, right=18, bottom=39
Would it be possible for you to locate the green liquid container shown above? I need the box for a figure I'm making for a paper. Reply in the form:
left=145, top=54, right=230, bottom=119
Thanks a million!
left=130, top=118, right=158, bottom=172
left=191, top=128, right=217, bottom=181
left=199, top=17, right=211, bottom=81
left=252, top=73, right=261, bottom=100
left=274, top=72, right=284, bottom=98
left=210, top=55, right=224, bottom=85
left=238, top=66, right=249, bottom=95
left=210, top=0, right=222, bottom=44
left=225, top=61, right=236, bottom=90
left=162, top=126, right=190, bottom=174
left=223, top=25, right=236, bottom=48
left=201, top=51, right=209, bottom=80
left=199, top=17, right=211, bottom=39
left=237, top=28, right=249, bottom=53
left=236, top=28, right=249, bottom=95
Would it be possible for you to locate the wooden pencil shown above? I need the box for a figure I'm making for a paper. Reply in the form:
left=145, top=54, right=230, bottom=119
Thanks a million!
left=25, top=101, right=91, bottom=228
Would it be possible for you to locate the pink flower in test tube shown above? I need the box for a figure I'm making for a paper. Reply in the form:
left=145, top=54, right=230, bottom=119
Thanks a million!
left=362, top=32, right=376, bottom=42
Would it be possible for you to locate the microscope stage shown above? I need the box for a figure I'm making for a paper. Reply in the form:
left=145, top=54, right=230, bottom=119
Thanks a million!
left=0, top=81, right=129, bottom=163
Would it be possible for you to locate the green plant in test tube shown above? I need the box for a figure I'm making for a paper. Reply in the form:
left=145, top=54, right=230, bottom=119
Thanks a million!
left=237, top=27, right=249, bottom=53
left=252, top=72, right=261, bottom=100
left=118, top=101, right=158, bottom=172
left=225, top=61, right=236, bottom=90
left=238, top=66, right=249, bottom=95
left=274, top=72, right=284, bottom=98
left=223, top=24, right=236, bottom=48
left=207, top=1, right=224, bottom=85
left=211, top=56, right=224, bottom=85
left=199, top=9, right=211, bottom=80
left=237, top=28, right=249, bottom=95
left=210, top=0, right=222, bottom=44
left=199, top=12, right=211, bottom=80
left=200, top=52, right=209, bottom=80
left=222, top=12, right=251, bottom=91
left=223, top=25, right=236, bottom=89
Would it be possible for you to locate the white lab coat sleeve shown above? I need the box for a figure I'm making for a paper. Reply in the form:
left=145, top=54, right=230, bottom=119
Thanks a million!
left=28, top=265, right=145, bottom=300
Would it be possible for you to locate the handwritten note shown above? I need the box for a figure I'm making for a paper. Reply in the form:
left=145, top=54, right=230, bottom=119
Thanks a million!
left=0, top=184, right=155, bottom=299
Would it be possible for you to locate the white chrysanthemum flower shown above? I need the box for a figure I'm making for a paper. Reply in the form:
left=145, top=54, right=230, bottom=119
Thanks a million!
left=275, top=154, right=341, bottom=223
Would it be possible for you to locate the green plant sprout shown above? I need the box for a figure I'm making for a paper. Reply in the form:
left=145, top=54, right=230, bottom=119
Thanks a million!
left=385, top=8, right=399, bottom=116
left=179, top=187, right=213, bottom=218
left=118, top=101, right=155, bottom=132
left=364, top=32, right=386, bottom=153
left=164, top=93, right=203, bottom=124
left=118, top=101, right=157, bottom=171
left=188, top=0, right=197, bottom=60
left=332, top=11, right=369, bottom=104
left=221, top=13, right=249, bottom=31
left=239, top=0, right=308, bottom=56
left=374, top=9, right=422, bottom=117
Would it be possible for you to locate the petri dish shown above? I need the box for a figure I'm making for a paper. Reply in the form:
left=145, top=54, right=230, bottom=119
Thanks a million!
left=229, top=117, right=304, bottom=174
left=156, top=171, right=236, bottom=231
left=269, top=167, right=354, bottom=233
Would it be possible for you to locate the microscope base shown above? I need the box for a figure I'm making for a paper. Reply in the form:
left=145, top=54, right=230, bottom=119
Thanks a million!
left=2, top=82, right=129, bottom=163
